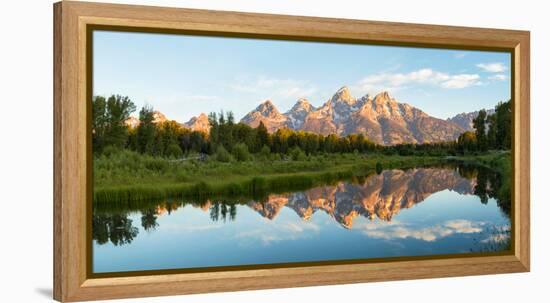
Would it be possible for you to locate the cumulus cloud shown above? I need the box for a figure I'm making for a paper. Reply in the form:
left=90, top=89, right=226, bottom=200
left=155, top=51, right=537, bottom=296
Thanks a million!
left=356, top=68, right=482, bottom=92
left=488, top=74, right=508, bottom=81
left=477, top=62, right=508, bottom=73
left=440, top=74, right=481, bottom=89
left=360, top=219, right=485, bottom=242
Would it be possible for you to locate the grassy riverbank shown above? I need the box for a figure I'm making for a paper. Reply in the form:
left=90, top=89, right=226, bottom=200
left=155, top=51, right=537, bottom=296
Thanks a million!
left=449, top=151, right=511, bottom=174
left=94, top=149, right=511, bottom=205
left=93, top=149, right=451, bottom=204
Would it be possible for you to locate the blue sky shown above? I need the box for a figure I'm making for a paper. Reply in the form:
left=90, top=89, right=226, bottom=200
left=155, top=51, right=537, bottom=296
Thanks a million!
left=93, top=30, right=511, bottom=122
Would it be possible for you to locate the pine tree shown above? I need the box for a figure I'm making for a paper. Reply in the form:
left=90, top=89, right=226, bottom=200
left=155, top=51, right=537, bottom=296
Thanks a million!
left=255, top=121, right=269, bottom=152
left=473, top=109, right=487, bottom=151
left=136, top=106, right=156, bottom=154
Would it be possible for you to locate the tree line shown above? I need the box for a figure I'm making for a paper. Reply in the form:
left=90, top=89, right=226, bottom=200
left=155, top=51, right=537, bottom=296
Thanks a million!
left=456, top=100, right=512, bottom=153
left=92, top=95, right=512, bottom=160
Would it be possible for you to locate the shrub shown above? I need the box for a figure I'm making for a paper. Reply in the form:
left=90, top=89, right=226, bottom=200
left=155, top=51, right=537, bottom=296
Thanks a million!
left=101, top=145, right=122, bottom=157
left=144, top=158, right=168, bottom=172
left=270, top=153, right=282, bottom=161
left=289, top=147, right=307, bottom=161
left=165, top=143, right=183, bottom=158
left=232, top=143, right=251, bottom=162
left=215, top=145, right=233, bottom=162
left=257, top=145, right=271, bottom=161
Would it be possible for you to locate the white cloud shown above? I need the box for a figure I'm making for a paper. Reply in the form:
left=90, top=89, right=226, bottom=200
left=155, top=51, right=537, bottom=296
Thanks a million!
left=488, top=74, right=508, bottom=81
left=359, top=219, right=485, bottom=242
left=441, top=74, right=481, bottom=89
left=355, top=68, right=481, bottom=93
left=477, top=62, right=508, bottom=73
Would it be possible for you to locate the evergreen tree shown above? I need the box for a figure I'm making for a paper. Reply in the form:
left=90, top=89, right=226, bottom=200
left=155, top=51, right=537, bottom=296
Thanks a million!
left=136, top=106, right=156, bottom=154
left=255, top=121, right=270, bottom=152
left=486, top=114, right=497, bottom=149
left=495, top=100, right=512, bottom=149
left=208, top=112, right=219, bottom=149
left=473, top=109, right=487, bottom=151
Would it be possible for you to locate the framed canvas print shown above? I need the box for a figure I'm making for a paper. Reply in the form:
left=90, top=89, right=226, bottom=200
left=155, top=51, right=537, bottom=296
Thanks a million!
left=53, top=1, right=530, bottom=302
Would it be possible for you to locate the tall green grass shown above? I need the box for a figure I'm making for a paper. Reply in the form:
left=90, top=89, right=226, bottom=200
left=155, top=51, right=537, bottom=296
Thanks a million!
left=94, top=168, right=371, bottom=206
left=93, top=149, right=503, bottom=205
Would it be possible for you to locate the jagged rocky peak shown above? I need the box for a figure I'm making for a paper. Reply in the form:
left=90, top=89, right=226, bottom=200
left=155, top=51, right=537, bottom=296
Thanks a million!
left=240, top=99, right=288, bottom=132
left=330, top=86, right=356, bottom=105
left=291, top=98, right=314, bottom=112
left=367, top=91, right=405, bottom=118
left=184, top=113, right=210, bottom=133
left=359, top=93, right=373, bottom=102
left=255, top=99, right=281, bottom=117
left=125, top=111, right=168, bottom=128
left=447, top=108, right=495, bottom=131
left=373, top=91, right=393, bottom=103
left=286, top=98, right=316, bottom=130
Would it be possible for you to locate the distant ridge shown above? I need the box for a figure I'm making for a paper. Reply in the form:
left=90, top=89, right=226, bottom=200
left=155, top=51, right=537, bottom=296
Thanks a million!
left=124, top=86, right=491, bottom=145
left=239, top=86, right=466, bottom=145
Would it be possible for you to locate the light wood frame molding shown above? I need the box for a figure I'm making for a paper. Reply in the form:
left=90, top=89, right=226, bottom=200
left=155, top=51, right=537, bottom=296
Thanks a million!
left=53, top=1, right=530, bottom=301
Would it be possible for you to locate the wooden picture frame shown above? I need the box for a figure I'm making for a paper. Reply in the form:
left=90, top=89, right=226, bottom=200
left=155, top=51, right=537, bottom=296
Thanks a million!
left=53, top=1, right=530, bottom=301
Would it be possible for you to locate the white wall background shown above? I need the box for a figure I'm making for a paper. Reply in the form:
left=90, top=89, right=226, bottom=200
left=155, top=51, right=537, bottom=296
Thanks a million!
left=0, top=0, right=547, bottom=302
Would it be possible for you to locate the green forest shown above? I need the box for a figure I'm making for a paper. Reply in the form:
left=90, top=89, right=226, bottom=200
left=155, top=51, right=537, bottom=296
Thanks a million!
left=93, top=95, right=511, bottom=158
left=92, top=95, right=512, bottom=204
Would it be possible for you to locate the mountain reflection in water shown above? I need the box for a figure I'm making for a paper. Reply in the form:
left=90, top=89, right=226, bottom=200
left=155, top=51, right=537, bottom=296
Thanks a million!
left=249, top=168, right=476, bottom=228
left=93, top=165, right=511, bottom=247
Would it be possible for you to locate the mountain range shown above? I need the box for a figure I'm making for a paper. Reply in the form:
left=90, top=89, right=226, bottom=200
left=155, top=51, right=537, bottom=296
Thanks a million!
left=178, top=168, right=476, bottom=229
left=126, top=86, right=495, bottom=145
left=446, top=108, right=496, bottom=131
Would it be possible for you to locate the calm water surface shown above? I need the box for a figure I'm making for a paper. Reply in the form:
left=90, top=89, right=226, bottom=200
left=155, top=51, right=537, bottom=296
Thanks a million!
left=93, top=165, right=511, bottom=273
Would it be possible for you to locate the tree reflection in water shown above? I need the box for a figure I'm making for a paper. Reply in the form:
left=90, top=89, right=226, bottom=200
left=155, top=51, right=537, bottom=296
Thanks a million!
left=93, top=163, right=511, bottom=246
left=92, top=214, right=139, bottom=246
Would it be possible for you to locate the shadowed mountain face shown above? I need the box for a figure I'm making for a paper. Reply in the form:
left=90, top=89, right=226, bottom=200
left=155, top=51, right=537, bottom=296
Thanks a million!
left=447, top=109, right=496, bottom=130
left=248, top=168, right=476, bottom=229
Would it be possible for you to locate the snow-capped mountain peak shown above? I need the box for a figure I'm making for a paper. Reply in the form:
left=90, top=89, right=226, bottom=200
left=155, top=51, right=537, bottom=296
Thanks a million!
left=286, top=98, right=316, bottom=129
left=240, top=99, right=288, bottom=132
left=330, top=86, right=356, bottom=105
